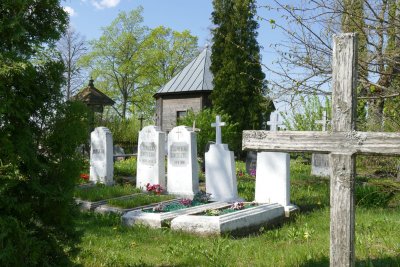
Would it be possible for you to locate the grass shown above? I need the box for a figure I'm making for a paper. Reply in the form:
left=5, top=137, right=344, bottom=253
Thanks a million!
left=73, top=159, right=400, bottom=266
left=74, top=184, right=142, bottom=202
left=107, top=194, right=175, bottom=209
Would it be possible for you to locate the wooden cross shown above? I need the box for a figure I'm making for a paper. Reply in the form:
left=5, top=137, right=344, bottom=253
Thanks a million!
left=242, top=33, right=400, bottom=267
left=316, top=110, right=329, bottom=131
left=266, top=112, right=282, bottom=132
left=211, top=115, right=226, bottom=144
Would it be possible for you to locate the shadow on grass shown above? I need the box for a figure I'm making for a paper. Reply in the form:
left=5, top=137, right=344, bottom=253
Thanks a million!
left=300, top=256, right=400, bottom=267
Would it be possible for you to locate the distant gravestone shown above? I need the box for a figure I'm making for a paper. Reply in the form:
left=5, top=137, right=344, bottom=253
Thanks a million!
left=311, top=111, right=330, bottom=177
left=205, top=116, right=239, bottom=201
left=136, top=126, right=166, bottom=190
left=245, top=151, right=257, bottom=175
left=90, top=127, right=114, bottom=185
left=167, top=126, right=199, bottom=197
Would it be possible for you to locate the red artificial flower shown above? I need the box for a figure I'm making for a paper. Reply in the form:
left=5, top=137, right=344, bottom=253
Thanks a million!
left=80, top=174, right=89, bottom=180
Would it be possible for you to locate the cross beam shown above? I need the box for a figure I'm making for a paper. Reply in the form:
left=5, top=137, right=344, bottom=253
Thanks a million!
left=242, top=34, right=400, bottom=267
left=243, top=131, right=400, bottom=155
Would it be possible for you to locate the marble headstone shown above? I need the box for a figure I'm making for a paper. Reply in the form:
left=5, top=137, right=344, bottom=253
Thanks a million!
left=205, top=116, right=239, bottom=202
left=255, top=112, right=295, bottom=211
left=167, top=126, right=199, bottom=197
left=90, top=127, right=114, bottom=185
left=136, top=126, right=166, bottom=190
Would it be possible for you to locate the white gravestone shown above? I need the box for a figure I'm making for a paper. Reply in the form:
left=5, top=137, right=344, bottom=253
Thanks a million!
left=136, top=126, right=166, bottom=190
left=311, top=111, right=330, bottom=177
left=90, top=127, right=114, bottom=185
left=205, top=116, right=239, bottom=202
left=255, top=113, right=296, bottom=213
left=167, top=126, right=199, bottom=197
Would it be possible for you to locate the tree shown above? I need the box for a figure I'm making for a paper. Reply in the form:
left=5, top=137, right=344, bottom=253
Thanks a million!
left=281, top=95, right=331, bottom=131
left=80, top=7, right=148, bottom=119
left=0, top=1, right=88, bottom=265
left=57, top=25, right=88, bottom=100
left=142, top=26, right=198, bottom=89
left=210, top=0, right=273, bottom=134
left=81, top=8, right=199, bottom=120
left=260, top=0, right=400, bottom=131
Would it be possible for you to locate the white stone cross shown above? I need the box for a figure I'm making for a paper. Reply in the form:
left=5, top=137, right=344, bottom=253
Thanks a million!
left=316, top=111, right=329, bottom=131
left=243, top=34, right=400, bottom=267
left=175, top=127, right=183, bottom=140
left=211, top=115, right=226, bottom=144
left=267, top=112, right=283, bottom=132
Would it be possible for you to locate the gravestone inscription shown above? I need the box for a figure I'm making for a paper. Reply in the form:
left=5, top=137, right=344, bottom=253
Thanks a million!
left=167, top=126, right=199, bottom=197
left=136, top=126, right=166, bottom=190
left=90, top=127, right=114, bottom=185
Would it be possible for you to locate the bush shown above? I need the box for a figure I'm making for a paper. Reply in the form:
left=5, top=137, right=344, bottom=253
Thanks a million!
left=178, top=108, right=239, bottom=156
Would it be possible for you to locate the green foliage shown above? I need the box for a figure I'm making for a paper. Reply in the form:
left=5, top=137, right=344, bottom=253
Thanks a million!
left=114, top=157, right=137, bottom=177
left=80, top=7, right=148, bottom=119
left=211, top=0, right=274, bottom=137
left=0, top=2, right=89, bottom=264
left=103, top=116, right=139, bottom=147
left=107, top=194, right=175, bottom=209
left=0, top=0, right=68, bottom=55
left=142, top=26, right=198, bottom=89
left=80, top=7, right=199, bottom=120
left=74, top=184, right=142, bottom=202
left=178, top=108, right=239, bottom=155
left=281, top=95, right=331, bottom=131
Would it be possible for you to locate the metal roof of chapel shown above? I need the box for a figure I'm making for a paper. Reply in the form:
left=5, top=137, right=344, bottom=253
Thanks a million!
left=155, top=46, right=213, bottom=96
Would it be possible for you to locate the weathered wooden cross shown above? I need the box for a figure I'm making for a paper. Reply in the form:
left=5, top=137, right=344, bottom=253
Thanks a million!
left=242, top=33, right=400, bottom=266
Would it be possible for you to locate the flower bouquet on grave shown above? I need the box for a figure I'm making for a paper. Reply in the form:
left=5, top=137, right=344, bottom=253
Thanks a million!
left=203, top=201, right=258, bottom=216
left=146, top=183, right=163, bottom=195
left=146, top=190, right=212, bottom=213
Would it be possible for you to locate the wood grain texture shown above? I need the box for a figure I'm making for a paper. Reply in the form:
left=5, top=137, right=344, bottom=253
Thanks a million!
left=330, top=33, right=357, bottom=267
left=242, top=131, right=400, bottom=155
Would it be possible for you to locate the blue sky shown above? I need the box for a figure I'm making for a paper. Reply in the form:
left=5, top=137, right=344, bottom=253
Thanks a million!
left=62, top=0, right=286, bottom=109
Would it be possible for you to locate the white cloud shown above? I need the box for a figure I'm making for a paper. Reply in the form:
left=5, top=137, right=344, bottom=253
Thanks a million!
left=64, top=6, right=77, bottom=17
left=91, top=0, right=120, bottom=9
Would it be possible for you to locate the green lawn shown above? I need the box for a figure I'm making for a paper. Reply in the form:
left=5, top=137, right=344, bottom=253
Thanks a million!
left=74, top=184, right=142, bottom=202
left=73, top=160, right=400, bottom=267
left=107, top=194, right=176, bottom=209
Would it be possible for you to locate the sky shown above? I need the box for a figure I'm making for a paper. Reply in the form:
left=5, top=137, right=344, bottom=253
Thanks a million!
left=62, top=0, right=285, bottom=109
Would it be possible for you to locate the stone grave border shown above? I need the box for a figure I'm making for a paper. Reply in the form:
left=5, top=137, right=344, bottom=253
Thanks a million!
left=122, top=201, right=230, bottom=228
left=171, top=203, right=284, bottom=236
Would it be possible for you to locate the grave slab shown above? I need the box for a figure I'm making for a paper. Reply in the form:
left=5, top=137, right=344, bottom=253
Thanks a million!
left=90, top=127, right=114, bottom=185
left=136, top=125, right=166, bottom=190
left=167, top=126, right=199, bottom=197
left=122, top=201, right=229, bottom=228
left=171, top=203, right=284, bottom=235
left=75, top=193, right=143, bottom=211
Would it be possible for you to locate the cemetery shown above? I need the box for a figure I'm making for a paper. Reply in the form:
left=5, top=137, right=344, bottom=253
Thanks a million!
left=2, top=1, right=400, bottom=267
